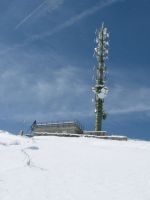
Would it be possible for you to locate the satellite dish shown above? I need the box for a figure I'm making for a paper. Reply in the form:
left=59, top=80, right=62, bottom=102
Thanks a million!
left=97, top=87, right=109, bottom=99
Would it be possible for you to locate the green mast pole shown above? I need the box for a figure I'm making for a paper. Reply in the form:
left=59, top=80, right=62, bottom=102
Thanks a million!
left=92, top=23, right=109, bottom=131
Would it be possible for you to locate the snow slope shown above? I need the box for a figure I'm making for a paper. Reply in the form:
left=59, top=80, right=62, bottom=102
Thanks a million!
left=0, top=131, right=150, bottom=200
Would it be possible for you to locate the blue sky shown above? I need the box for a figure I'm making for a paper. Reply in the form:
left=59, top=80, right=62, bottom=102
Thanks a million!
left=0, top=0, right=150, bottom=140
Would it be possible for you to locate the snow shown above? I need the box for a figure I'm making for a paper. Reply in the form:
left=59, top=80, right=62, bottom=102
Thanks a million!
left=0, top=130, right=32, bottom=146
left=0, top=131, right=150, bottom=200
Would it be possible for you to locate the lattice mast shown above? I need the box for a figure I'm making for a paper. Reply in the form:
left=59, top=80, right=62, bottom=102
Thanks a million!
left=92, top=23, right=109, bottom=131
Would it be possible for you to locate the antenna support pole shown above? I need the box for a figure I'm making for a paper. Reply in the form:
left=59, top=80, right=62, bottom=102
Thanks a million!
left=92, top=23, right=109, bottom=131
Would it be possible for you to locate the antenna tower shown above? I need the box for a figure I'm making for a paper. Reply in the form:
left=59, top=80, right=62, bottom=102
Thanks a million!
left=92, top=23, right=109, bottom=131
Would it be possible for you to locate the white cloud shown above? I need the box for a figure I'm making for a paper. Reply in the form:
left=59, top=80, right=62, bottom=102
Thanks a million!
left=29, top=0, right=123, bottom=40
left=15, top=0, right=64, bottom=30
left=0, top=48, right=91, bottom=121
left=105, top=85, right=150, bottom=115
left=0, top=0, right=123, bottom=56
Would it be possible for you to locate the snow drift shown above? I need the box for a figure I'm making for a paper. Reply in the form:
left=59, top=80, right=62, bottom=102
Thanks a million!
left=0, top=130, right=33, bottom=146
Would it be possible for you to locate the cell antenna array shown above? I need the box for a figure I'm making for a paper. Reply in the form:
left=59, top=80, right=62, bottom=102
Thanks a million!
left=92, top=23, right=109, bottom=131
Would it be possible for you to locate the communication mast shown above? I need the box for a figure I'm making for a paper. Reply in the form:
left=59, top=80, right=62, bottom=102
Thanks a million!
left=92, top=23, right=109, bottom=131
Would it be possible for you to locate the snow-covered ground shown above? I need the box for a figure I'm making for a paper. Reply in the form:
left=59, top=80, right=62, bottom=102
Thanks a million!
left=0, top=131, right=150, bottom=200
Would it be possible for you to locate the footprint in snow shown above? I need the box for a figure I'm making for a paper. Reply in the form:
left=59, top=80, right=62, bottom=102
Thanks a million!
left=26, top=146, right=39, bottom=150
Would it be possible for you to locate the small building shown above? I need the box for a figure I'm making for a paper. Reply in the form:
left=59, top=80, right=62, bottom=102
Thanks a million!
left=31, top=120, right=83, bottom=136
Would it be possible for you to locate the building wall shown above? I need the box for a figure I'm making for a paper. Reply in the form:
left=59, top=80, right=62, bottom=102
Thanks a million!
left=32, top=122, right=83, bottom=135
